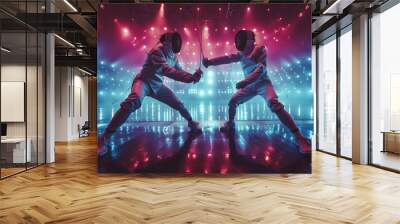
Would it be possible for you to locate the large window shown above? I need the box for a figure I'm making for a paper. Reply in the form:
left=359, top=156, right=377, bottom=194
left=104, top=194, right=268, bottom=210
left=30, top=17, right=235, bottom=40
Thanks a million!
left=316, top=26, right=353, bottom=158
left=339, top=28, right=352, bottom=158
left=371, top=3, right=400, bottom=171
left=317, top=36, right=337, bottom=154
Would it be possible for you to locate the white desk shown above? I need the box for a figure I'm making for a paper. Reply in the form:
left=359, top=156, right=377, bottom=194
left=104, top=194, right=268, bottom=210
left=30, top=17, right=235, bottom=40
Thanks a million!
left=1, top=138, right=31, bottom=163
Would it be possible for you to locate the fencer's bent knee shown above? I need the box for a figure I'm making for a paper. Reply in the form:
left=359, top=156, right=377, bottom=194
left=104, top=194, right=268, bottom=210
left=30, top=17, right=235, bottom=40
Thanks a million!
left=268, top=98, right=284, bottom=112
left=120, top=97, right=141, bottom=112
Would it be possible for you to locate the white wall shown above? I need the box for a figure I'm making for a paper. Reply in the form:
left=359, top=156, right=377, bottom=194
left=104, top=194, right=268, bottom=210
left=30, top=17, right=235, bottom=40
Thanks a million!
left=55, top=67, right=89, bottom=141
left=1, top=64, right=46, bottom=163
left=1, top=65, right=26, bottom=139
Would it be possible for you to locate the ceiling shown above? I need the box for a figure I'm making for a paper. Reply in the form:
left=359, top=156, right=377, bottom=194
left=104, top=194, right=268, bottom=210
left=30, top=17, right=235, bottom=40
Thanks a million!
left=0, top=0, right=390, bottom=75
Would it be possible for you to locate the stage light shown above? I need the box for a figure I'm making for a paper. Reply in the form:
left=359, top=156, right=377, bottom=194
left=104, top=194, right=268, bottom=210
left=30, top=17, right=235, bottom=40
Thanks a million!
left=150, top=27, right=155, bottom=31
left=224, top=26, right=228, bottom=31
left=220, top=168, right=228, bottom=174
left=159, top=3, right=165, bottom=17
left=226, top=41, right=229, bottom=45
left=199, top=90, right=205, bottom=97
left=204, top=26, right=209, bottom=31
left=163, top=27, right=167, bottom=31
left=247, top=7, right=250, bottom=11
left=122, top=27, right=130, bottom=37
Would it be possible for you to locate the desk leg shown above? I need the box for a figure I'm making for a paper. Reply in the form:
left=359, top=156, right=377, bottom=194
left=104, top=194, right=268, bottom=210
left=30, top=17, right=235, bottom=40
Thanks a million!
left=382, top=133, right=386, bottom=153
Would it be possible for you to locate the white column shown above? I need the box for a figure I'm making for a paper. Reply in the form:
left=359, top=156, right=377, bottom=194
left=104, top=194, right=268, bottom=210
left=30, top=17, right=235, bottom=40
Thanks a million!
left=45, top=1, right=55, bottom=163
left=352, top=14, right=369, bottom=164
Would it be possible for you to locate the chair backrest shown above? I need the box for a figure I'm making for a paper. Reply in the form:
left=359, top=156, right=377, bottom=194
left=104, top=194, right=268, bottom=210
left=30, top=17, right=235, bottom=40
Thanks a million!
left=82, top=121, right=90, bottom=129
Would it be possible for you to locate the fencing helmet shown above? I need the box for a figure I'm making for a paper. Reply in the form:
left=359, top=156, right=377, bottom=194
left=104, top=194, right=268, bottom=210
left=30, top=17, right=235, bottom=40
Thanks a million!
left=235, top=30, right=255, bottom=51
left=160, top=31, right=182, bottom=53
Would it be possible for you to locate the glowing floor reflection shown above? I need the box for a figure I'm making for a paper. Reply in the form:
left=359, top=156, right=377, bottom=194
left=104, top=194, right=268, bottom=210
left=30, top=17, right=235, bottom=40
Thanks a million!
left=98, top=121, right=312, bottom=174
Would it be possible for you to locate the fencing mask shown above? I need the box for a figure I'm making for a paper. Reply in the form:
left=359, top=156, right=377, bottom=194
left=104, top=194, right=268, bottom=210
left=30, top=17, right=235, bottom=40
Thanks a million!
left=160, top=31, right=182, bottom=53
left=235, top=30, right=255, bottom=51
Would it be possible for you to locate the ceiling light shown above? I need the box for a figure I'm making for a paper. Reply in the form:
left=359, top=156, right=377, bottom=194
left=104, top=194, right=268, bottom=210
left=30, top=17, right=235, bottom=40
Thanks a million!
left=54, top=34, right=75, bottom=48
left=1, top=47, right=11, bottom=53
left=323, top=0, right=354, bottom=15
left=78, top=67, right=92, bottom=76
left=63, top=0, right=78, bottom=12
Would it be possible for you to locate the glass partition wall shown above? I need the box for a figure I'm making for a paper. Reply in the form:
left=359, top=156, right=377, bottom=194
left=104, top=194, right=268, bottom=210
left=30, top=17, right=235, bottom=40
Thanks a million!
left=316, top=26, right=352, bottom=159
left=370, top=2, right=400, bottom=171
left=317, top=35, right=337, bottom=155
left=0, top=1, right=46, bottom=179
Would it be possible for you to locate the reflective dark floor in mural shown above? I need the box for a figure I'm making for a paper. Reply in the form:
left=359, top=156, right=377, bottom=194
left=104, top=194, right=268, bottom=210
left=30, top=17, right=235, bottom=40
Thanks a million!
left=98, top=121, right=312, bottom=174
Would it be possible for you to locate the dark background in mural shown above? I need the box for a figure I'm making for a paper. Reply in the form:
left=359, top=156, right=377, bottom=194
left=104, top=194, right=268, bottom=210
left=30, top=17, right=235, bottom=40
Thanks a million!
left=97, top=4, right=312, bottom=173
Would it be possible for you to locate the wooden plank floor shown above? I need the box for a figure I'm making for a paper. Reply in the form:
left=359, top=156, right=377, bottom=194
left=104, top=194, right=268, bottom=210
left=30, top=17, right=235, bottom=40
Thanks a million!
left=1, top=135, right=400, bottom=224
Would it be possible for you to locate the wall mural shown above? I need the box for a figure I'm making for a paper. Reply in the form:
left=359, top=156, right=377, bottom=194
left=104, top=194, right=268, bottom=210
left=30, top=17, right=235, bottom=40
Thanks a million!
left=97, top=3, right=313, bottom=174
